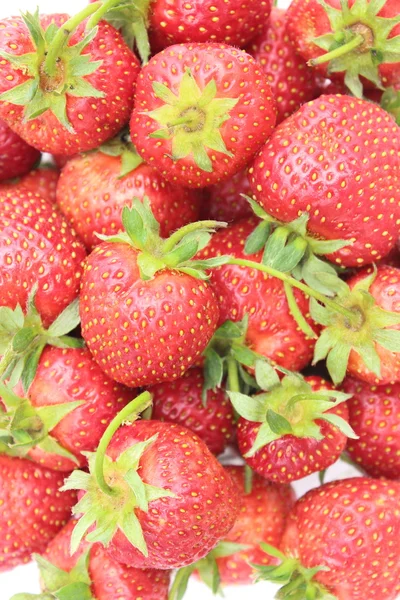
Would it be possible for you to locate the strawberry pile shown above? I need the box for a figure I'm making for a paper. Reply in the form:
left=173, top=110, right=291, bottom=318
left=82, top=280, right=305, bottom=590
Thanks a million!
left=0, top=1, right=399, bottom=599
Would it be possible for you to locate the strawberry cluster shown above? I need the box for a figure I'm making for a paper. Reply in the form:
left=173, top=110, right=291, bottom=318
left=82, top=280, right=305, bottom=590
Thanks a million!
left=0, top=1, right=399, bottom=599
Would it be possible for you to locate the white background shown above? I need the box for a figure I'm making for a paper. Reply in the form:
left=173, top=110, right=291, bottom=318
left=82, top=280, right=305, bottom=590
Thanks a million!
left=0, top=0, right=364, bottom=598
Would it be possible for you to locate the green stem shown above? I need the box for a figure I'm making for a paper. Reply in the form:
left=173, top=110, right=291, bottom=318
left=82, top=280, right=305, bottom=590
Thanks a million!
left=308, top=34, right=364, bottom=66
left=162, top=220, right=226, bottom=253
left=86, top=0, right=128, bottom=29
left=227, top=357, right=240, bottom=393
left=94, top=391, right=152, bottom=496
left=244, top=464, right=253, bottom=494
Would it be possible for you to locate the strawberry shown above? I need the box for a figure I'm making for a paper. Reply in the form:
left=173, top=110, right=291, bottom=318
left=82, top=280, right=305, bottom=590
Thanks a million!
left=0, top=188, right=86, bottom=328
left=0, top=119, right=40, bottom=181
left=149, top=367, right=236, bottom=455
left=0, top=455, right=76, bottom=572
left=248, top=95, right=400, bottom=268
left=56, top=135, right=202, bottom=250
left=200, top=168, right=254, bottom=223
left=0, top=164, right=59, bottom=205
left=63, top=395, right=240, bottom=570
left=11, top=520, right=170, bottom=600
left=130, top=43, right=276, bottom=188
left=342, top=376, right=400, bottom=479
left=247, top=8, right=316, bottom=124
left=286, top=0, right=400, bottom=97
left=257, top=478, right=400, bottom=600
left=0, top=9, right=140, bottom=155
left=80, top=200, right=222, bottom=388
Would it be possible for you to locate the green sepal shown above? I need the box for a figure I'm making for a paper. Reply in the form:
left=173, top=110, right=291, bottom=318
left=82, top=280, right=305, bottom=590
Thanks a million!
left=381, top=87, right=400, bottom=124
left=99, top=130, right=144, bottom=177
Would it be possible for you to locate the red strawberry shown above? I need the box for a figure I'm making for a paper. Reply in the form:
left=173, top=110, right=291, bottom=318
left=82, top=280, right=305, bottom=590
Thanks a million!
left=0, top=119, right=40, bottom=181
left=200, top=168, right=254, bottom=222
left=248, top=95, right=400, bottom=268
left=233, top=370, right=353, bottom=483
left=258, top=478, right=400, bottom=600
left=149, top=0, right=272, bottom=50
left=342, top=376, right=400, bottom=479
left=0, top=164, right=59, bottom=205
left=56, top=138, right=202, bottom=250
left=247, top=8, right=316, bottom=124
left=130, top=43, right=276, bottom=188
left=0, top=188, right=86, bottom=328
left=0, top=11, right=140, bottom=155
left=149, top=367, right=235, bottom=455
left=0, top=455, right=76, bottom=572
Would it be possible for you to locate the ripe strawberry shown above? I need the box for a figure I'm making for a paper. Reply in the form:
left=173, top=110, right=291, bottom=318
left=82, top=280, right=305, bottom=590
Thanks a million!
left=248, top=95, right=400, bottom=268
left=0, top=455, right=76, bottom=572
left=0, top=119, right=40, bottom=181
left=64, top=415, right=240, bottom=570
left=56, top=137, right=202, bottom=250
left=247, top=8, right=316, bottom=124
left=200, top=168, right=254, bottom=222
left=149, top=367, right=235, bottom=455
left=342, top=377, right=400, bottom=479
left=258, top=478, right=400, bottom=600
left=0, top=164, right=59, bottom=205
left=199, top=217, right=319, bottom=372
left=0, top=11, right=140, bottom=155
left=149, top=0, right=272, bottom=50
left=130, top=43, right=276, bottom=188
left=80, top=200, right=221, bottom=388
left=0, top=188, right=86, bottom=328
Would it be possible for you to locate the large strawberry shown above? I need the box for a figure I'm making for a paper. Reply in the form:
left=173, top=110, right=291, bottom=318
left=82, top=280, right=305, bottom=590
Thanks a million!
left=0, top=164, right=59, bottom=205
left=80, top=200, right=222, bottom=388
left=248, top=95, right=400, bottom=268
left=0, top=455, right=76, bottom=572
left=11, top=520, right=170, bottom=600
left=56, top=134, right=202, bottom=250
left=343, top=377, right=400, bottom=479
left=0, top=7, right=140, bottom=155
left=200, top=168, right=254, bottom=223
left=247, top=8, right=316, bottom=124
left=0, top=119, right=40, bottom=181
left=257, top=478, right=400, bottom=600
left=63, top=393, right=240, bottom=569
left=130, top=43, right=276, bottom=188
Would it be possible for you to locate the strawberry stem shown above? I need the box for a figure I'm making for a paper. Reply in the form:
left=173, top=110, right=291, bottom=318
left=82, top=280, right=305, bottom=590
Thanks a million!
left=162, top=220, right=226, bottom=254
left=94, top=391, right=152, bottom=496
left=86, top=0, right=129, bottom=29
left=227, top=357, right=240, bottom=393
left=309, top=34, right=364, bottom=66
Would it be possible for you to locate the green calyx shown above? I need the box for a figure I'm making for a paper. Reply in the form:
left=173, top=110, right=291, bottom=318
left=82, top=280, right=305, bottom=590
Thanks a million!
left=381, top=86, right=400, bottom=124
left=97, top=197, right=229, bottom=280
left=310, top=0, right=400, bottom=96
left=311, top=267, right=400, bottom=385
left=99, top=130, right=144, bottom=177
left=254, top=544, right=336, bottom=600
left=0, top=290, right=83, bottom=393
left=148, top=68, right=239, bottom=172
left=62, top=392, right=175, bottom=557
left=11, top=550, right=94, bottom=600
left=229, top=362, right=355, bottom=457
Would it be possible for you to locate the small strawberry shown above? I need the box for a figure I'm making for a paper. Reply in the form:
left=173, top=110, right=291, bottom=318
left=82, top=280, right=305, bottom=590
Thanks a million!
left=56, top=134, right=202, bottom=250
left=0, top=119, right=40, bottom=181
left=200, top=168, right=254, bottom=223
left=0, top=164, right=60, bottom=205
left=247, top=7, right=316, bottom=124
left=0, top=455, right=76, bottom=572
left=11, top=520, right=170, bottom=600
left=0, top=8, right=140, bottom=155
left=342, top=376, right=400, bottom=479
left=130, top=43, right=276, bottom=188
left=257, top=478, right=400, bottom=600
left=149, top=367, right=236, bottom=455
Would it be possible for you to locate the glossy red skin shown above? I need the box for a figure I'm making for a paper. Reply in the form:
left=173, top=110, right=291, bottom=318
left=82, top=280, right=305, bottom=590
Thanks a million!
left=347, top=266, right=400, bottom=385
left=0, top=165, right=60, bottom=205
left=149, top=0, right=272, bottom=49
left=342, top=377, right=400, bottom=479
left=0, top=15, right=140, bottom=155
left=12, top=346, right=133, bottom=471
left=0, top=119, right=40, bottom=181
left=0, top=455, right=76, bottom=572
left=80, top=242, right=220, bottom=388
left=281, top=478, right=400, bottom=600
left=214, top=465, right=295, bottom=585
left=199, top=217, right=319, bottom=371
left=56, top=152, right=202, bottom=250
left=130, top=43, right=276, bottom=188
left=247, top=8, right=316, bottom=124
left=44, top=521, right=170, bottom=600
left=149, top=367, right=236, bottom=455
left=249, top=95, right=400, bottom=267
left=237, top=376, right=349, bottom=483
left=200, top=168, right=254, bottom=222
left=0, top=189, right=86, bottom=328
left=105, top=420, right=240, bottom=569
